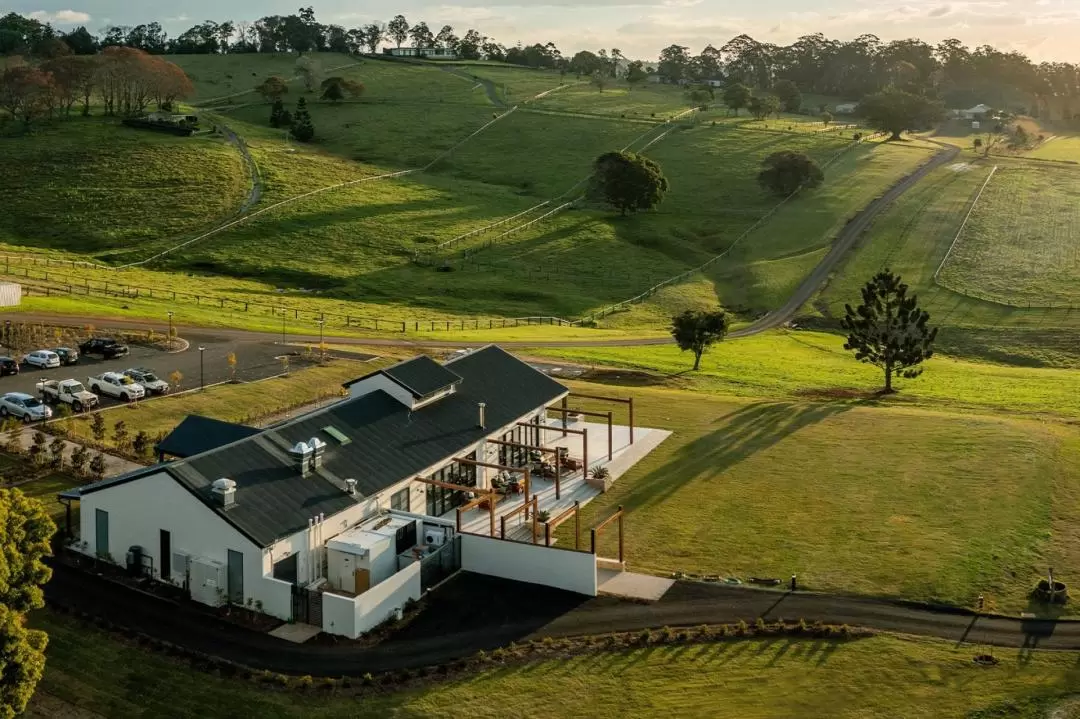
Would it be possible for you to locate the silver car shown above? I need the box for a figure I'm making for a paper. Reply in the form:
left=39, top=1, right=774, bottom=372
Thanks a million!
left=0, top=392, right=53, bottom=423
left=24, top=350, right=61, bottom=369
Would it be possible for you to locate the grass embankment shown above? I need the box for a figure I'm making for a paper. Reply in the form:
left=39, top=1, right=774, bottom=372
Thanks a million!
left=814, top=159, right=1080, bottom=367
left=168, top=51, right=356, bottom=104
left=529, top=334, right=1080, bottom=611
left=0, top=118, right=247, bottom=253
left=936, top=162, right=1080, bottom=306
left=54, top=360, right=381, bottom=452
left=29, top=610, right=1080, bottom=718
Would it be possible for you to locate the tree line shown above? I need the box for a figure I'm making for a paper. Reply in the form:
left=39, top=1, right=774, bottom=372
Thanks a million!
left=0, top=47, right=192, bottom=127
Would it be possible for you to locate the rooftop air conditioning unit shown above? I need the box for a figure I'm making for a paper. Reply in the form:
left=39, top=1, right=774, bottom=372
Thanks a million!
left=424, top=527, right=447, bottom=547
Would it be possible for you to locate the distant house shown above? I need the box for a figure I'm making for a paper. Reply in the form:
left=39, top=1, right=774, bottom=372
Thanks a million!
left=146, top=111, right=198, bottom=125
left=384, top=46, right=458, bottom=60
left=957, top=104, right=992, bottom=120
left=703, top=79, right=724, bottom=88
left=834, top=102, right=859, bottom=114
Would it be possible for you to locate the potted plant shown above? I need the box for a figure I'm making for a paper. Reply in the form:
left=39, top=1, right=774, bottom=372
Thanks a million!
left=536, top=510, right=551, bottom=523
left=586, top=465, right=613, bottom=492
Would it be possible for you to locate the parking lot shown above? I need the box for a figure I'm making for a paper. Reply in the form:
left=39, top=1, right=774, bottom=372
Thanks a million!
left=0, top=331, right=338, bottom=411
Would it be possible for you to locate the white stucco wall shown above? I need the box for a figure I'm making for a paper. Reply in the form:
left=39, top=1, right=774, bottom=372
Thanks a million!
left=347, top=374, right=414, bottom=407
left=460, top=533, right=597, bottom=596
left=77, top=472, right=276, bottom=612
left=322, top=561, right=422, bottom=638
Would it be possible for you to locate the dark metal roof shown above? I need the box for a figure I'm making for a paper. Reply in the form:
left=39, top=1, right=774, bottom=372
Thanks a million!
left=76, top=347, right=567, bottom=548
left=155, top=415, right=261, bottom=459
left=380, top=355, right=463, bottom=398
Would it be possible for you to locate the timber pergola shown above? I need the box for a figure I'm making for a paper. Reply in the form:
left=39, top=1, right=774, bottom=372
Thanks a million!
left=485, top=437, right=565, bottom=499
left=565, top=393, right=635, bottom=445
left=517, top=421, right=589, bottom=477
left=454, top=456, right=533, bottom=513
left=456, top=492, right=498, bottom=537
left=413, top=475, right=498, bottom=535
left=590, top=505, right=625, bottom=563
left=546, top=406, right=614, bottom=461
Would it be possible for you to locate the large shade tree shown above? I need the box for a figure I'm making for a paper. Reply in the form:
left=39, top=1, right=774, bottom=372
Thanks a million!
left=840, top=270, right=938, bottom=392
left=758, top=150, right=824, bottom=196
left=860, top=87, right=943, bottom=140
left=590, top=151, right=669, bottom=216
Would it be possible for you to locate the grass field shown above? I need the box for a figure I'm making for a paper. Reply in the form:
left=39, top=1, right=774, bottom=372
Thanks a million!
left=814, top=158, right=1080, bottom=367
left=168, top=52, right=356, bottom=104
left=502, top=351, right=1080, bottom=611
left=0, top=118, right=247, bottom=253
left=29, top=610, right=1080, bottom=718
left=937, top=163, right=1080, bottom=306
left=1027, top=135, right=1080, bottom=162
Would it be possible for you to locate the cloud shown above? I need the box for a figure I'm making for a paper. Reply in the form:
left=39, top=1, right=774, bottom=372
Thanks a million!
left=27, top=9, right=90, bottom=24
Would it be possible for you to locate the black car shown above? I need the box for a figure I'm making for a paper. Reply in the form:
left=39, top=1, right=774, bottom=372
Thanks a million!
left=0, top=357, right=18, bottom=376
left=79, top=338, right=129, bottom=359
left=54, top=347, right=79, bottom=365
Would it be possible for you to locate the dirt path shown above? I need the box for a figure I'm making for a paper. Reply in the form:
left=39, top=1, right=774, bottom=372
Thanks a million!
left=729, top=141, right=961, bottom=338
left=437, top=66, right=507, bottom=108
left=217, top=123, right=263, bottom=215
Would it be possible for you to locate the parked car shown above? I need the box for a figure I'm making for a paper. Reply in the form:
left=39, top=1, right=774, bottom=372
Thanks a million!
left=123, top=368, right=169, bottom=395
left=23, top=350, right=61, bottom=369
left=37, top=379, right=98, bottom=411
left=54, top=347, right=79, bottom=365
left=0, top=357, right=18, bottom=376
left=0, top=392, right=52, bottom=423
left=88, top=372, right=145, bottom=402
left=79, top=338, right=129, bottom=359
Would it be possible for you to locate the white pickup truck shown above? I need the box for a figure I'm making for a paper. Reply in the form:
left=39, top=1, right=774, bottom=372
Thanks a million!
left=37, top=379, right=99, bottom=411
left=88, top=372, right=145, bottom=402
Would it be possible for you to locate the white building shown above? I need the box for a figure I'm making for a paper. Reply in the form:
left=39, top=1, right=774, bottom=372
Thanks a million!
left=63, top=347, right=590, bottom=638
left=834, top=102, right=859, bottom=115
left=383, top=46, right=458, bottom=60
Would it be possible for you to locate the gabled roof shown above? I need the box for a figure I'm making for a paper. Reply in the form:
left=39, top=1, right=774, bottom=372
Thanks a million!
left=155, top=415, right=260, bottom=459
left=345, top=355, right=463, bottom=399
left=75, top=346, right=568, bottom=548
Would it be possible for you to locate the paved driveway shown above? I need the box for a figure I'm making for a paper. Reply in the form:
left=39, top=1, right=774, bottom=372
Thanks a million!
left=0, top=331, right=323, bottom=411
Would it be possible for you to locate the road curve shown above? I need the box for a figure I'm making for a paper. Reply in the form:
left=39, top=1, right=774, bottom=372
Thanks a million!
left=730, top=141, right=960, bottom=338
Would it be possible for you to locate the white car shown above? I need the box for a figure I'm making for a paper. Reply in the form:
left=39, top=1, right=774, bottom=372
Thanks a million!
left=0, top=392, right=53, bottom=423
left=24, top=350, right=61, bottom=369
left=88, top=372, right=145, bottom=402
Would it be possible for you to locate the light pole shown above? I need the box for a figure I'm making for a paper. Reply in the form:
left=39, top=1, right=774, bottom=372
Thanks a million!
left=167, top=311, right=174, bottom=348
left=317, top=319, right=325, bottom=361
left=198, top=346, right=205, bottom=390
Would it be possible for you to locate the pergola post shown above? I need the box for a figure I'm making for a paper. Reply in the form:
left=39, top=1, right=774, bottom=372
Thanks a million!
left=567, top=392, right=635, bottom=445
left=629, top=398, right=634, bottom=445
left=574, top=500, right=580, bottom=550
left=545, top=407, right=611, bottom=465
left=583, top=426, right=588, bottom=477
left=561, top=396, right=568, bottom=436
left=618, top=504, right=624, bottom=562
left=607, top=411, right=613, bottom=461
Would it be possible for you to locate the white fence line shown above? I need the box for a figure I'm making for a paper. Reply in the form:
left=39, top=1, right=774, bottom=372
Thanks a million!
left=932, top=165, right=998, bottom=281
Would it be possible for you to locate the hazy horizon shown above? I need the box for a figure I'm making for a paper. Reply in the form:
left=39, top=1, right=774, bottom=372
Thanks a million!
left=5, top=0, right=1080, bottom=64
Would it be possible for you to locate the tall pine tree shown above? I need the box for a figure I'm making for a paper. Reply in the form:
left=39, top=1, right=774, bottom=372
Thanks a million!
left=290, top=97, right=315, bottom=142
left=840, top=270, right=938, bottom=393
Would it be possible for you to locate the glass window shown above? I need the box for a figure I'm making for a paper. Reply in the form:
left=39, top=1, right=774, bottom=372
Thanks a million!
left=425, top=452, right=477, bottom=516
left=390, top=486, right=410, bottom=513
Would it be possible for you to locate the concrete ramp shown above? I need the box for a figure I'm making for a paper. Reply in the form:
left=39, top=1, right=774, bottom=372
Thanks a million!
left=597, top=569, right=673, bottom=601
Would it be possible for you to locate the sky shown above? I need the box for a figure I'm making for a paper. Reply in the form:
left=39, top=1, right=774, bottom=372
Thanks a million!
left=6, top=0, right=1080, bottom=63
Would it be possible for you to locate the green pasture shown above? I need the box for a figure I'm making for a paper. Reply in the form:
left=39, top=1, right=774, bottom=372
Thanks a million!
left=937, top=163, right=1080, bottom=306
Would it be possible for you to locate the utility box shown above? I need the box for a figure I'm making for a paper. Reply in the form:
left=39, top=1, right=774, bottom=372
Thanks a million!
left=189, top=557, right=226, bottom=607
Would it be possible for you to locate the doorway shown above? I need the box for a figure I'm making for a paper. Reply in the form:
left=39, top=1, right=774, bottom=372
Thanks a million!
left=226, top=549, right=244, bottom=605
left=160, top=530, right=171, bottom=580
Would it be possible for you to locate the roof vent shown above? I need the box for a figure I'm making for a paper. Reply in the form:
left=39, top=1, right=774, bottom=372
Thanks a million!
left=345, top=478, right=357, bottom=496
left=309, top=437, right=327, bottom=469
left=289, top=441, right=313, bottom=476
left=211, top=478, right=237, bottom=507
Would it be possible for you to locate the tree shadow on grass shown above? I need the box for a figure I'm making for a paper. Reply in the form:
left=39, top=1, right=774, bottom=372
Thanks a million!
left=617, top=400, right=856, bottom=512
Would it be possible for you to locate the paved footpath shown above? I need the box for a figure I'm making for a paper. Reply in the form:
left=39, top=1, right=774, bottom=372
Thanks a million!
left=43, top=564, right=1080, bottom=677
